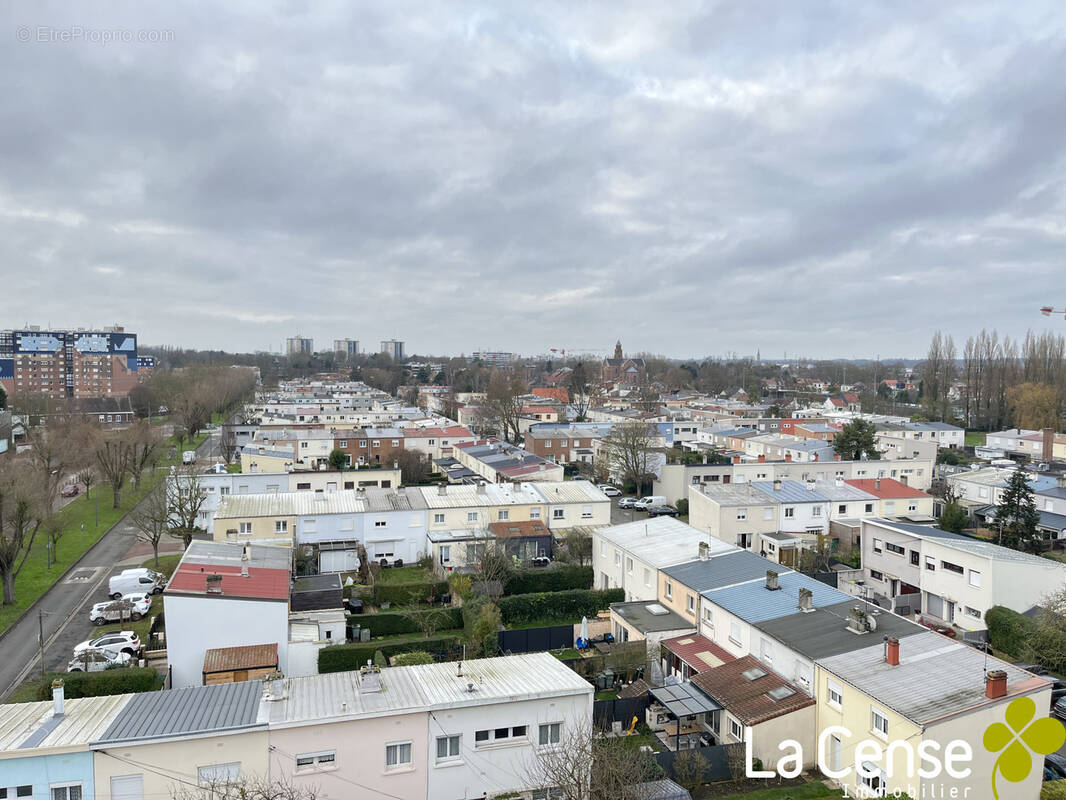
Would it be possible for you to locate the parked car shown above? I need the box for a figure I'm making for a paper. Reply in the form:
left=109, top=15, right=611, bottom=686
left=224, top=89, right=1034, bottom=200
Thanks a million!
left=68, top=649, right=132, bottom=673
left=597, top=485, right=621, bottom=497
left=89, top=594, right=151, bottom=626
left=204, top=463, right=227, bottom=474
left=73, top=631, right=141, bottom=658
left=1046, top=753, right=1066, bottom=779
left=60, top=484, right=80, bottom=498
left=617, top=497, right=638, bottom=509
left=646, top=505, right=680, bottom=518
left=108, top=568, right=165, bottom=599
left=1014, top=662, right=1050, bottom=676
left=1053, top=697, right=1066, bottom=719
left=634, top=495, right=667, bottom=511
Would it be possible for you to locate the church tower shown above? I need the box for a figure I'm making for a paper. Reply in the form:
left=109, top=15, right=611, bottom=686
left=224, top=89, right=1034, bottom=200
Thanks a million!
left=613, top=340, right=623, bottom=360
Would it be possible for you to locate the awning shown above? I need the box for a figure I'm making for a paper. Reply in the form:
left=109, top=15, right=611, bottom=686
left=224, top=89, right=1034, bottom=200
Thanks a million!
left=650, top=682, right=723, bottom=718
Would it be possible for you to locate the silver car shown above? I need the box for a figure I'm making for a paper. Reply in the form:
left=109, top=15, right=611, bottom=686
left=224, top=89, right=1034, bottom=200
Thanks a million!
left=89, top=594, right=151, bottom=625
left=68, top=649, right=132, bottom=672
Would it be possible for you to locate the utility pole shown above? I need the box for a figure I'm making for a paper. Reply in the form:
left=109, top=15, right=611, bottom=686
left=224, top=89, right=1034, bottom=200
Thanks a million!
left=38, top=609, right=46, bottom=679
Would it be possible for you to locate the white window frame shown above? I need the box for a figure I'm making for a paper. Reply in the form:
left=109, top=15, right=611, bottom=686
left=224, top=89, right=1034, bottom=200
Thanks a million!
left=49, top=785, right=84, bottom=800
left=385, top=740, right=413, bottom=770
left=433, top=513, right=445, bottom=524
left=435, top=734, right=461, bottom=763
left=238, top=522, right=252, bottom=535
left=729, top=718, right=743, bottom=740
left=872, top=707, right=889, bottom=741
left=827, top=679, right=843, bottom=709
left=274, top=520, right=287, bottom=533
left=498, top=509, right=509, bottom=521
left=197, top=763, right=241, bottom=786
left=295, top=750, right=336, bottom=772
left=969, top=570, right=981, bottom=588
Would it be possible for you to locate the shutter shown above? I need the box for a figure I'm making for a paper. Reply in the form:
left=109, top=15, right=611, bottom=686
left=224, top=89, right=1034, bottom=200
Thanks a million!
left=110, top=776, right=144, bottom=800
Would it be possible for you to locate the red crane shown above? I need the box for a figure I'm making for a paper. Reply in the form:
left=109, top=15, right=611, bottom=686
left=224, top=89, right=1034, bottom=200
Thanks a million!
left=1040, top=306, right=1066, bottom=318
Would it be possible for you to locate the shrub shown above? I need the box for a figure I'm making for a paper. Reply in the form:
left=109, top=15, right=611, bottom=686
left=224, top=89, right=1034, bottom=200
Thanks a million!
left=498, top=588, right=625, bottom=625
left=504, top=565, right=593, bottom=595
left=986, top=606, right=1037, bottom=658
left=676, top=498, right=689, bottom=516
left=372, top=580, right=449, bottom=606
left=392, top=651, right=434, bottom=666
left=31, top=667, right=160, bottom=701
left=318, top=634, right=462, bottom=673
left=351, top=607, right=463, bottom=638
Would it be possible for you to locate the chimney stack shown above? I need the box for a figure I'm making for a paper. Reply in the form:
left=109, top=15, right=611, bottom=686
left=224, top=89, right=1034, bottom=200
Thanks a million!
left=785, top=453, right=792, bottom=462
left=438, top=483, right=447, bottom=496
left=52, top=679, right=65, bottom=717
left=875, top=478, right=881, bottom=491
left=812, top=453, right=819, bottom=462
left=773, top=479, right=782, bottom=491
left=698, top=541, right=709, bottom=561
left=798, top=587, right=814, bottom=612
left=765, top=570, right=780, bottom=591
left=986, top=670, right=1008, bottom=699
left=206, top=574, right=224, bottom=594
left=732, top=456, right=741, bottom=465
left=886, top=637, right=900, bottom=666
left=758, top=454, right=766, bottom=463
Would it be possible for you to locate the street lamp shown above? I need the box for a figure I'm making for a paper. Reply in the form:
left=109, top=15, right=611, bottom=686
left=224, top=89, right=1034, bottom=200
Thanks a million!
left=46, top=540, right=53, bottom=570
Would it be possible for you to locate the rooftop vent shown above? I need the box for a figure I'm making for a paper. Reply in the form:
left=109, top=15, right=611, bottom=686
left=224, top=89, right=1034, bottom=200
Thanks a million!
left=847, top=606, right=872, bottom=634
left=205, top=574, right=224, bottom=594
left=698, top=541, right=710, bottom=561
left=645, top=603, right=670, bottom=616
left=765, top=570, right=780, bottom=591
left=798, top=587, right=814, bottom=613
left=773, top=479, right=782, bottom=491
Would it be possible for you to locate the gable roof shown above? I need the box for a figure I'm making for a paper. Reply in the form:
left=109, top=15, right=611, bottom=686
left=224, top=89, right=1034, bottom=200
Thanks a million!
left=702, top=571, right=852, bottom=623
left=662, top=551, right=780, bottom=593
left=690, top=656, right=815, bottom=725
left=845, top=478, right=929, bottom=499
left=864, top=518, right=1065, bottom=566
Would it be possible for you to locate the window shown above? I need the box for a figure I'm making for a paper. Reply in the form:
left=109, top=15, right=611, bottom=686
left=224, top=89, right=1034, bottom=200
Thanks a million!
left=838, top=504, right=847, bottom=515
left=297, top=482, right=311, bottom=490
left=392, top=440, right=399, bottom=447
left=626, top=557, right=633, bottom=574
left=644, top=567, right=652, bottom=587
left=864, top=503, right=874, bottom=513
left=828, top=680, right=843, bottom=708
left=729, top=621, right=742, bottom=644
left=614, top=549, right=621, bottom=567
left=498, top=510, right=509, bottom=521
left=198, top=763, right=241, bottom=785
left=885, top=501, right=895, bottom=514
left=532, top=789, right=565, bottom=800
left=665, top=581, right=673, bottom=600
left=545, top=440, right=552, bottom=448
left=476, top=727, right=527, bottom=746
left=475, top=730, right=490, bottom=743
left=812, top=506, right=822, bottom=517
left=729, top=718, right=743, bottom=739
left=941, top=560, right=964, bottom=575
left=374, top=520, right=387, bottom=528
left=703, top=607, right=713, bottom=626
left=925, top=556, right=936, bottom=571
left=539, top=722, right=561, bottom=746
left=581, top=505, right=593, bottom=519
left=600, top=541, right=607, bottom=557
left=872, top=538, right=882, bottom=553
left=886, top=542, right=904, bottom=555
left=908, top=502, right=918, bottom=513
left=338, top=440, right=347, bottom=448
left=372, top=440, right=380, bottom=447
left=359, top=440, right=367, bottom=448
left=108, top=776, right=142, bottom=800
left=784, top=507, right=795, bottom=518
left=969, top=570, right=981, bottom=588
left=440, top=545, right=451, bottom=563
left=736, top=508, right=747, bottom=520
left=530, top=508, right=541, bottom=520
left=763, top=507, right=773, bottom=520
left=433, top=513, right=445, bottom=524
left=910, top=550, right=920, bottom=566
left=872, top=708, right=889, bottom=739
left=50, top=787, right=83, bottom=800
left=385, top=741, right=412, bottom=769
left=553, top=508, right=565, bottom=520
left=436, top=735, right=461, bottom=762
left=239, top=522, right=252, bottom=535
left=275, top=520, right=287, bottom=533
left=687, top=594, right=695, bottom=614
left=467, top=512, right=478, bottom=523
left=965, top=606, right=983, bottom=619
left=295, top=750, right=336, bottom=771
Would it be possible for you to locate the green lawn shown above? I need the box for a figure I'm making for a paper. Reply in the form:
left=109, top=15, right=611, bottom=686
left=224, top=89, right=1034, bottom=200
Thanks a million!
left=552, top=648, right=580, bottom=660
left=713, top=782, right=843, bottom=800
left=376, top=565, right=434, bottom=584
left=141, top=554, right=183, bottom=576
left=0, top=430, right=206, bottom=637
left=965, top=431, right=987, bottom=447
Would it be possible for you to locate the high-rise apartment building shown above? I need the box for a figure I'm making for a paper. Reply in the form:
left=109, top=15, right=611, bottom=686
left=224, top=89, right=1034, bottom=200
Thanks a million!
left=333, top=338, right=359, bottom=357
left=380, top=339, right=405, bottom=360
left=286, top=335, right=314, bottom=356
left=0, top=326, right=142, bottom=400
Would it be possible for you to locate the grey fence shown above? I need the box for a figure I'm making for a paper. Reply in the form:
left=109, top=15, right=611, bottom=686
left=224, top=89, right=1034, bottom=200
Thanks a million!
left=497, top=624, right=574, bottom=654
left=654, top=743, right=742, bottom=784
left=593, top=695, right=650, bottom=729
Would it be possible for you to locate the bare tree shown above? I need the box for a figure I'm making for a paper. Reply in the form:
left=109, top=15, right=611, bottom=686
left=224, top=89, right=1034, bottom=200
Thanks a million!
left=127, top=420, right=162, bottom=491
left=130, top=485, right=170, bottom=568
left=672, top=749, right=708, bottom=793
left=94, top=430, right=133, bottom=509
left=170, top=776, right=321, bottom=800
left=523, top=721, right=660, bottom=800
left=602, top=421, right=656, bottom=494
left=474, top=541, right=514, bottom=601
left=476, top=370, right=527, bottom=443
left=166, top=465, right=207, bottom=548
left=0, top=459, right=47, bottom=605
left=219, top=424, right=239, bottom=464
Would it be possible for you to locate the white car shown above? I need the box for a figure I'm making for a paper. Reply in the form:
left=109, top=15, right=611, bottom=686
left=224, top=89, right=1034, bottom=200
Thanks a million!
left=597, top=484, right=621, bottom=497
left=68, top=649, right=132, bottom=672
left=89, top=594, right=151, bottom=626
left=73, top=631, right=141, bottom=658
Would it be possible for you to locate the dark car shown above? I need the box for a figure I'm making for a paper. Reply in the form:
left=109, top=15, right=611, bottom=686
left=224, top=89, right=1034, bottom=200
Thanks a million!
left=1046, top=753, right=1066, bottom=779
left=646, top=505, right=680, bottom=518
left=60, top=484, right=80, bottom=498
left=1053, top=697, right=1066, bottom=719
left=1014, top=662, right=1050, bottom=676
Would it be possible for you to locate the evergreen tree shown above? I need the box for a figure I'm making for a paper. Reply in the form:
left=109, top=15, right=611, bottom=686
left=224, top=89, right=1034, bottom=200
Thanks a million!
left=939, top=502, right=969, bottom=533
left=994, top=468, right=1041, bottom=553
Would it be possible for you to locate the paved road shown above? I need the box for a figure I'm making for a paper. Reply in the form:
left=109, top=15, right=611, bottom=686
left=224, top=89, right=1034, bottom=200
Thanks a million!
left=0, top=431, right=218, bottom=699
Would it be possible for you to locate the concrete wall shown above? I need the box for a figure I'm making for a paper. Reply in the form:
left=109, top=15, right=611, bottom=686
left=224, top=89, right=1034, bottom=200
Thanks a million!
left=0, top=751, right=95, bottom=800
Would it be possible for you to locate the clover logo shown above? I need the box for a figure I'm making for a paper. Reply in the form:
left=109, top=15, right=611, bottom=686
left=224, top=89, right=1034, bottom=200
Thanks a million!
left=983, top=695, right=1066, bottom=799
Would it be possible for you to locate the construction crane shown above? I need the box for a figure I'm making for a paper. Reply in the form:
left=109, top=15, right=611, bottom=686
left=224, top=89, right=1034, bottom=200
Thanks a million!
left=1041, top=306, right=1066, bottom=319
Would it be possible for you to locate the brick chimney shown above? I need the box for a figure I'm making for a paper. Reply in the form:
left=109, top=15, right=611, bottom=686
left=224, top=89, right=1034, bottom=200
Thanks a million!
left=812, top=453, right=819, bottom=462
left=986, top=670, right=1008, bottom=699
left=758, top=454, right=766, bottom=463
left=885, top=637, right=900, bottom=666
left=732, top=456, right=740, bottom=464
left=785, top=454, right=791, bottom=462
left=834, top=454, right=841, bottom=461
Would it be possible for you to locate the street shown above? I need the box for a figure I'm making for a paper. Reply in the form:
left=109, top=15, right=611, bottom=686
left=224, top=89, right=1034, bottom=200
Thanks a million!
left=0, top=430, right=218, bottom=699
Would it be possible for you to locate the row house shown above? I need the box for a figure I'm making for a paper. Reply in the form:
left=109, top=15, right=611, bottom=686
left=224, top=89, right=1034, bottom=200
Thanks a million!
left=332, top=426, right=406, bottom=467
left=453, top=439, right=565, bottom=483
left=523, top=425, right=606, bottom=465
left=402, top=425, right=476, bottom=461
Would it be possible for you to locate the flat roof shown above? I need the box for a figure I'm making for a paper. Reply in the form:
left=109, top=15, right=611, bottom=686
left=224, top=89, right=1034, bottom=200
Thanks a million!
left=612, top=600, right=694, bottom=634
left=597, top=517, right=734, bottom=568
left=692, top=482, right=776, bottom=507
left=751, top=480, right=828, bottom=503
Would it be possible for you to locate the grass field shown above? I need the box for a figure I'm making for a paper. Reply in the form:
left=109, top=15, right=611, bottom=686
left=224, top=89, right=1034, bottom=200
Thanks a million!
left=712, top=782, right=843, bottom=799
left=965, top=431, right=987, bottom=447
left=376, top=565, right=434, bottom=584
left=0, top=430, right=207, bottom=637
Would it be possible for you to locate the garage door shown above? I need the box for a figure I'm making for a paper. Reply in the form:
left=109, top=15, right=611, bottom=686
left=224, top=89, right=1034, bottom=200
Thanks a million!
left=111, top=775, right=143, bottom=800
left=320, top=549, right=359, bottom=573
left=925, top=592, right=944, bottom=619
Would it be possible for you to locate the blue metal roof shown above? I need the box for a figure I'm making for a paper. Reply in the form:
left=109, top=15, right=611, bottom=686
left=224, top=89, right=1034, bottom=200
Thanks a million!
left=661, top=551, right=783, bottom=592
left=702, top=571, right=851, bottom=623
left=751, top=480, right=829, bottom=503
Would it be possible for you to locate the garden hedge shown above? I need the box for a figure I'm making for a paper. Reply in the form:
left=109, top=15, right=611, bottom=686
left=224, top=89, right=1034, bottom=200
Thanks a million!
left=31, top=667, right=160, bottom=702
left=498, top=588, right=624, bottom=625
left=318, top=634, right=462, bottom=673
left=986, top=606, right=1037, bottom=658
left=372, top=579, right=450, bottom=606
left=504, top=565, right=593, bottom=595
left=349, top=607, right=463, bottom=638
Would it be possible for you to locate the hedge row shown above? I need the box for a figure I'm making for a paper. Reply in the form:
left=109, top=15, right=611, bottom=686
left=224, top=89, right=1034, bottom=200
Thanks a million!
left=372, top=580, right=450, bottom=606
left=32, top=667, right=160, bottom=701
left=504, top=565, right=593, bottom=595
left=318, top=634, right=462, bottom=673
left=498, top=588, right=625, bottom=625
left=986, top=606, right=1037, bottom=658
left=349, top=607, right=463, bottom=637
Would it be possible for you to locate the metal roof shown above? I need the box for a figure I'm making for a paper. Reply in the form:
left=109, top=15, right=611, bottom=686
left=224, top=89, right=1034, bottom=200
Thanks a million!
left=692, top=482, right=777, bottom=507
left=662, top=551, right=783, bottom=592
left=754, top=600, right=927, bottom=661
left=0, top=694, right=131, bottom=752
left=532, top=480, right=609, bottom=504
left=864, top=518, right=1066, bottom=566
left=426, top=528, right=494, bottom=543
left=751, top=480, right=829, bottom=503
left=811, top=480, right=877, bottom=502
left=417, top=482, right=547, bottom=509
left=702, top=571, right=852, bottom=623
left=597, top=517, right=735, bottom=568
left=97, top=680, right=265, bottom=743
left=175, top=540, right=292, bottom=571
left=818, top=631, right=1049, bottom=725
left=650, top=682, right=723, bottom=717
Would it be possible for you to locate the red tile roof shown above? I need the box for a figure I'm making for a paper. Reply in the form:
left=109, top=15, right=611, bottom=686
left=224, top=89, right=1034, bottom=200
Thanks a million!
left=404, top=426, right=473, bottom=439
left=202, top=642, right=279, bottom=674
left=532, top=387, right=570, bottom=403
left=661, top=634, right=735, bottom=673
left=845, top=478, right=930, bottom=499
left=488, top=520, right=550, bottom=539
left=521, top=405, right=559, bottom=415
left=690, top=655, right=815, bottom=725
left=168, top=564, right=291, bottom=601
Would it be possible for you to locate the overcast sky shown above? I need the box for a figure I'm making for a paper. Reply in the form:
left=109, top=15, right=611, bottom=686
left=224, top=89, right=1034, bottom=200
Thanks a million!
left=3, top=2, right=1066, bottom=360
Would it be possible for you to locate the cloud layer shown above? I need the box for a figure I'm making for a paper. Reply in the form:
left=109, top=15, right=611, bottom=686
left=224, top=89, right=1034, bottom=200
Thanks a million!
left=3, top=1, right=1066, bottom=358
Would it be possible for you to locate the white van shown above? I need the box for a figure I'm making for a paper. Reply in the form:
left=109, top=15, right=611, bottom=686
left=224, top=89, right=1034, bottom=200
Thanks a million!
left=108, top=568, right=165, bottom=599
left=634, top=495, right=667, bottom=511
left=182, top=450, right=197, bottom=464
